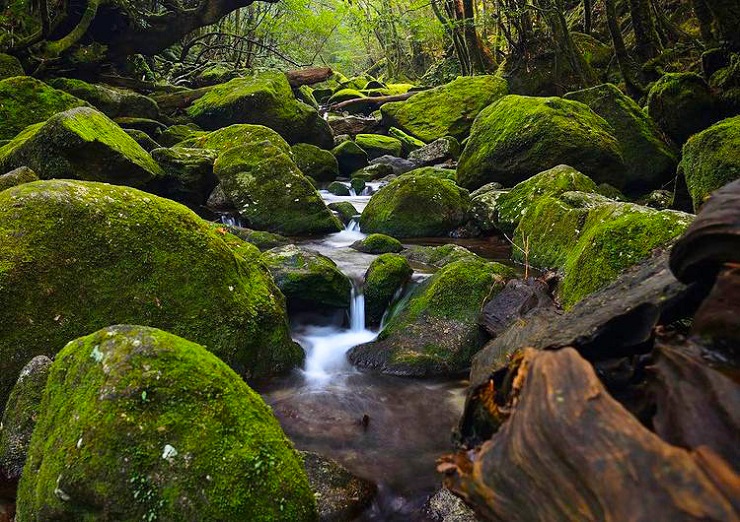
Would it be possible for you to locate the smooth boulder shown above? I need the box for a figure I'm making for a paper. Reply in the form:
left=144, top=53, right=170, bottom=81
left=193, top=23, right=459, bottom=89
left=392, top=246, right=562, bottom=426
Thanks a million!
left=291, top=143, right=339, bottom=183
left=363, top=253, right=413, bottom=328
left=646, top=72, right=716, bottom=144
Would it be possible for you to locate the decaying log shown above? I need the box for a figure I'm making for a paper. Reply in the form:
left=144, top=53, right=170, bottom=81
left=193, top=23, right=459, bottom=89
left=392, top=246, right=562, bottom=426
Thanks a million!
left=329, top=91, right=419, bottom=112
left=286, top=67, right=333, bottom=88
left=153, top=86, right=214, bottom=113
left=328, top=116, right=383, bottom=137
left=479, top=278, right=554, bottom=338
left=440, top=348, right=740, bottom=521
left=690, top=265, right=740, bottom=358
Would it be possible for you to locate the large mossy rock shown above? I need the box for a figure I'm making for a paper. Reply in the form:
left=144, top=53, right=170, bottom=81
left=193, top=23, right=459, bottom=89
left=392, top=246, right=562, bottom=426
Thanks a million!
left=214, top=143, right=342, bottom=235
left=360, top=174, right=470, bottom=238
left=48, top=78, right=160, bottom=120
left=646, top=73, right=716, bottom=144
left=514, top=191, right=693, bottom=307
left=678, top=115, right=740, bottom=211
left=0, top=180, right=303, bottom=413
left=348, top=260, right=513, bottom=377
left=380, top=75, right=508, bottom=142
left=0, top=107, right=163, bottom=187
left=0, top=166, right=39, bottom=192
left=148, top=147, right=218, bottom=208
left=355, top=134, right=403, bottom=160
left=564, top=83, right=678, bottom=194
left=177, top=123, right=290, bottom=154
left=263, top=245, right=352, bottom=312
left=0, top=53, right=23, bottom=80
left=363, top=253, right=413, bottom=328
left=457, top=95, right=625, bottom=191
left=16, top=325, right=317, bottom=521
left=0, top=76, right=87, bottom=140
left=351, top=233, right=403, bottom=254
left=158, top=123, right=207, bottom=147
left=331, top=140, right=369, bottom=176
left=291, top=143, right=339, bottom=182
left=187, top=71, right=333, bottom=148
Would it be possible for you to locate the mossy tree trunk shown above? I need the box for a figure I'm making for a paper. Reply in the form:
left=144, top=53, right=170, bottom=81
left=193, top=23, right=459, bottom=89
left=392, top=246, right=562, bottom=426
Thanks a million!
left=703, top=0, right=740, bottom=50
left=628, top=0, right=662, bottom=61
left=605, top=0, right=646, bottom=97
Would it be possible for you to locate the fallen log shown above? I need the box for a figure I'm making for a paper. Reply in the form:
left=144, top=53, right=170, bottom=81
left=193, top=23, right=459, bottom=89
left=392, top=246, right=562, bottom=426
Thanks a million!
left=286, top=67, right=333, bottom=88
left=329, top=91, right=418, bottom=113
left=440, top=348, right=740, bottom=521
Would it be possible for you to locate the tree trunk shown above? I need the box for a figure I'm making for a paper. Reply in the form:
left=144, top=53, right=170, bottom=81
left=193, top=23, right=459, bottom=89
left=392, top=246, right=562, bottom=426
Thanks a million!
left=691, top=0, right=716, bottom=44
left=703, top=0, right=740, bottom=49
left=605, top=0, right=645, bottom=97
left=628, top=0, right=662, bottom=61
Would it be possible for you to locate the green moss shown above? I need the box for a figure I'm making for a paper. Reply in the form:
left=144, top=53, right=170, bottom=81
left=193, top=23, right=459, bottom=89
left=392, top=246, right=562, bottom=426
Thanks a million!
left=646, top=72, right=716, bottom=144
left=457, top=95, right=625, bottom=191
left=158, top=124, right=206, bottom=147
left=0, top=106, right=163, bottom=187
left=187, top=71, right=333, bottom=148
left=327, top=202, right=358, bottom=224
left=388, top=127, right=426, bottom=156
left=564, top=83, right=678, bottom=194
left=195, top=65, right=239, bottom=86
left=291, top=143, right=339, bottom=182
left=327, top=181, right=351, bottom=196
left=328, top=89, right=366, bottom=105
left=350, top=163, right=393, bottom=182
left=355, top=134, right=403, bottom=160
left=0, top=166, right=39, bottom=192
left=351, top=233, right=403, bottom=254
left=364, top=254, right=413, bottom=327
left=360, top=174, right=470, bottom=238
left=331, top=140, right=369, bottom=176
left=179, top=123, right=290, bottom=155
left=148, top=147, right=218, bottom=208
left=216, top=224, right=290, bottom=251
left=214, top=143, right=342, bottom=235
left=125, top=129, right=160, bottom=152
left=296, top=85, right=319, bottom=109
left=0, top=180, right=303, bottom=413
left=401, top=244, right=482, bottom=268
left=0, top=76, right=87, bottom=140
left=17, top=325, right=317, bottom=521
left=380, top=75, right=508, bottom=142
left=679, top=115, right=740, bottom=211
left=0, top=53, right=24, bottom=80
left=400, top=166, right=457, bottom=181
left=263, top=245, right=352, bottom=311
left=48, top=78, right=160, bottom=120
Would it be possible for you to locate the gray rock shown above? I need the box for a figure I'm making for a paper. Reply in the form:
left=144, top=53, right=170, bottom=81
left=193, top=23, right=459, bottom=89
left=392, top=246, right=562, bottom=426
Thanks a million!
left=422, top=487, right=480, bottom=522
left=408, top=136, right=461, bottom=167
left=370, top=155, right=416, bottom=175
left=0, top=166, right=39, bottom=192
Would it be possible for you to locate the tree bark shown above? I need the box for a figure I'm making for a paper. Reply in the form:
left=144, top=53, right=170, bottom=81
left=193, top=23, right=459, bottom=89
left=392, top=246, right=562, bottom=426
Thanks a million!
left=605, top=0, right=645, bottom=96
left=703, top=0, right=740, bottom=49
left=628, top=0, right=662, bottom=61
left=285, top=67, right=333, bottom=88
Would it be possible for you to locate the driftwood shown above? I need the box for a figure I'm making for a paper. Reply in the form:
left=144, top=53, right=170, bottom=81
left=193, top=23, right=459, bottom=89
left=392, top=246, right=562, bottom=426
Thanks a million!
left=328, top=116, right=383, bottom=137
left=440, top=348, right=740, bottom=521
left=329, top=91, right=419, bottom=112
left=286, top=67, right=333, bottom=88
left=479, top=278, right=554, bottom=338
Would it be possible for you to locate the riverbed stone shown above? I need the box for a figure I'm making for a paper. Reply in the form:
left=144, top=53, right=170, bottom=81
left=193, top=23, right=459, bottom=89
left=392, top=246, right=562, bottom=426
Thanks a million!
left=0, top=166, right=38, bottom=192
left=48, top=78, right=160, bottom=120
left=351, top=234, right=404, bottom=254
left=0, top=180, right=303, bottom=414
left=408, top=136, right=461, bottom=167
left=456, top=95, right=625, bottom=191
left=646, top=72, right=716, bottom=144
left=148, top=147, right=218, bottom=208
left=332, top=140, right=369, bottom=176
left=124, top=129, right=160, bottom=151
left=328, top=201, right=358, bottom=224
left=292, top=143, right=340, bottom=183
left=355, top=134, right=403, bottom=160
left=214, top=143, right=342, bottom=235
left=348, top=259, right=514, bottom=377
left=0, top=106, right=163, bottom=187
left=364, top=253, right=413, bottom=328
left=388, top=127, right=425, bottom=156
left=177, top=123, right=290, bottom=154
left=370, top=155, right=416, bottom=175
left=350, top=163, right=394, bottom=182
left=16, top=325, right=317, bottom=521
left=327, top=181, right=351, bottom=196
left=158, top=123, right=207, bottom=147
left=380, top=75, right=508, bottom=142
left=360, top=174, right=470, bottom=238
left=402, top=244, right=482, bottom=268
left=400, top=166, right=456, bottom=181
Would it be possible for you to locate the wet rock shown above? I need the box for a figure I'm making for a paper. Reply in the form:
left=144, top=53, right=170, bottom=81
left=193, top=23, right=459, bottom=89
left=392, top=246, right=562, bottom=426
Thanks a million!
left=646, top=72, right=716, bottom=144
left=350, top=178, right=366, bottom=194
left=355, top=134, right=403, bottom=160
left=301, top=451, right=376, bottom=522
left=351, top=234, right=403, bottom=255
left=332, top=140, right=369, bottom=177
left=292, top=143, right=339, bottom=183
left=48, top=78, right=160, bottom=120
left=328, top=201, right=358, bottom=224
left=148, top=147, right=218, bottom=208
left=328, top=115, right=382, bottom=137
left=158, top=123, right=206, bottom=147
left=16, top=325, right=317, bottom=521
left=400, top=166, right=456, bottom=181
left=480, top=278, right=555, bottom=338
left=363, top=253, right=413, bottom=328
left=388, top=126, right=425, bottom=156
left=351, top=163, right=394, bottom=182
left=327, top=181, right=351, bottom=196
left=0, top=166, right=38, bottom=192
left=421, top=487, right=479, bottom=522
left=113, top=117, right=166, bottom=139
left=401, top=244, right=482, bottom=268
left=468, top=189, right=507, bottom=235
left=370, top=155, right=416, bottom=175
left=408, top=136, right=461, bottom=167
left=0, top=356, right=52, bottom=482
left=223, top=225, right=291, bottom=251
left=124, top=128, right=160, bottom=151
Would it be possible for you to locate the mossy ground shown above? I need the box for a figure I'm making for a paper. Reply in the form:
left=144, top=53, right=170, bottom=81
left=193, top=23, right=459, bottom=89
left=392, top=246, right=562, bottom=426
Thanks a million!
left=17, top=325, right=317, bottom=521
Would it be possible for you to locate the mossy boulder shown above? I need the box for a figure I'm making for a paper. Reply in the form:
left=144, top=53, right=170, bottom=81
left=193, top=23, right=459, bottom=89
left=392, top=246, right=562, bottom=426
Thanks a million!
left=328, top=88, right=366, bottom=105
left=148, top=147, right=219, bottom=208
left=0, top=180, right=303, bottom=413
left=263, top=245, right=352, bottom=312
left=158, top=124, right=206, bottom=147
left=291, top=143, right=339, bottom=182
left=178, top=123, right=290, bottom=154
left=400, top=166, right=456, bottom=180
left=187, top=71, right=333, bottom=148
left=223, top=225, right=291, bottom=251
left=0, top=166, right=38, bottom=192
left=351, top=233, right=403, bottom=254
left=193, top=64, right=240, bottom=87
left=363, top=254, right=413, bottom=328
left=348, top=260, right=513, bottom=376
left=564, top=83, right=678, bottom=194
left=360, top=174, right=470, bottom=238
left=355, top=134, right=403, bottom=160
left=514, top=191, right=693, bottom=307
left=0, top=107, right=163, bottom=187
left=678, top=115, right=740, bottom=211
left=0, top=53, right=23, bottom=80
left=124, top=129, right=160, bottom=151
left=331, top=140, right=369, bottom=176
left=48, top=78, right=160, bottom=120
left=401, top=244, right=482, bottom=268
left=388, top=127, right=426, bottom=156
left=0, top=76, right=87, bottom=140
left=328, top=201, right=358, bottom=224
left=114, top=117, right=166, bottom=139
left=0, top=356, right=52, bottom=482
left=350, top=163, right=394, bottom=182
left=646, top=73, right=716, bottom=144
left=214, top=143, right=342, bottom=235
left=380, top=75, right=508, bottom=142
left=16, top=325, right=317, bottom=521
left=457, top=95, right=625, bottom=191
left=327, top=181, right=351, bottom=196
left=350, top=178, right=366, bottom=194
left=296, top=85, right=319, bottom=109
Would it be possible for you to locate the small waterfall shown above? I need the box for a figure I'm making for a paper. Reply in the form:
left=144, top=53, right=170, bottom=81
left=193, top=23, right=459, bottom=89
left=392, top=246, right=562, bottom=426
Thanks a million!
left=219, top=214, right=243, bottom=228
left=350, top=284, right=365, bottom=331
left=346, top=219, right=360, bottom=232
left=349, top=187, right=358, bottom=197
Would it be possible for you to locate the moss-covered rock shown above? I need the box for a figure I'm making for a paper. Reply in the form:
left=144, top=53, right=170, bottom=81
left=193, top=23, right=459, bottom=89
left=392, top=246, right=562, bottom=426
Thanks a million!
left=328, top=88, right=366, bottom=105
left=331, top=140, right=369, bottom=176
left=401, top=244, right=482, bottom=268
left=0, top=53, right=24, bottom=80
left=158, top=125, right=204, bottom=148
left=0, top=180, right=303, bottom=412
left=0, top=356, right=52, bottom=482
left=514, top=191, right=693, bottom=307
left=0, top=107, right=163, bottom=187
left=193, top=65, right=240, bottom=87
left=16, top=325, right=317, bottom=521
left=469, top=188, right=508, bottom=235
left=360, top=174, right=470, bottom=238
left=187, top=71, right=333, bottom=148
left=48, top=78, right=160, bottom=120
left=214, top=143, right=342, bottom=235
left=291, top=143, right=339, bottom=182
left=124, top=129, right=160, bottom=152
left=148, top=147, right=218, bottom=208
left=0, top=76, right=87, bottom=140
left=263, top=245, right=352, bottom=312
left=400, top=166, right=456, bottom=180
left=388, top=127, right=426, bottom=156
left=223, top=225, right=291, bottom=251
left=0, top=166, right=38, bottom=192
left=363, top=254, right=413, bottom=328
left=178, top=123, right=290, bottom=154
left=678, top=115, right=740, bottom=211
left=328, top=201, right=358, bottom=224
left=457, top=95, right=625, bottom=191
left=355, top=134, right=403, bottom=160
left=564, top=83, right=678, bottom=194
left=351, top=233, right=403, bottom=254
left=327, top=181, right=351, bottom=196
left=380, top=75, right=508, bottom=142
left=350, top=163, right=394, bottom=182
left=114, top=117, right=166, bottom=138
left=646, top=72, right=716, bottom=144
left=348, top=260, right=513, bottom=376
left=350, top=178, right=366, bottom=194
left=295, top=85, right=319, bottom=109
